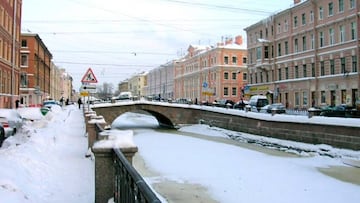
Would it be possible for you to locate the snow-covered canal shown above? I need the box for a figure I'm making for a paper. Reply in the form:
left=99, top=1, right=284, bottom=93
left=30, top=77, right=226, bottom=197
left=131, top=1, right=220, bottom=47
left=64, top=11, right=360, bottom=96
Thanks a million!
left=112, top=112, right=360, bottom=203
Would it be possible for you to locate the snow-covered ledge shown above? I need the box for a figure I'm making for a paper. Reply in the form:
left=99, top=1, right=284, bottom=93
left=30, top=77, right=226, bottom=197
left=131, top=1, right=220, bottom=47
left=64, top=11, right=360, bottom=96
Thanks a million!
left=92, top=130, right=138, bottom=203
left=87, top=115, right=107, bottom=149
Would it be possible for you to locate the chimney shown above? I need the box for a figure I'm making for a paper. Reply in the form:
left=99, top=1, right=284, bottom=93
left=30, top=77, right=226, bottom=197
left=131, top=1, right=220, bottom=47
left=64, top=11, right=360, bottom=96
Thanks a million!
left=225, top=37, right=233, bottom=45
left=294, top=0, right=301, bottom=4
left=235, top=35, right=243, bottom=46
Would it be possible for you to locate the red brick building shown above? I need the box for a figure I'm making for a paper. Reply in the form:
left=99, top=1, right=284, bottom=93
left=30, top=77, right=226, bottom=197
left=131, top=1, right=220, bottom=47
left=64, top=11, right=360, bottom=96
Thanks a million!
left=0, top=0, right=22, bottom=108
left=174, top=36, right=248, bottom=104
left=19, top=33, right=52, bottom=107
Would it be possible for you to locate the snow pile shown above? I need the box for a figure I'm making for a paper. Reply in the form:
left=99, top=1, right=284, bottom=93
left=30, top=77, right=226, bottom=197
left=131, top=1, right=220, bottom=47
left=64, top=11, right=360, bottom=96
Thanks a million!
left=93, top=129, right=136, bottom=149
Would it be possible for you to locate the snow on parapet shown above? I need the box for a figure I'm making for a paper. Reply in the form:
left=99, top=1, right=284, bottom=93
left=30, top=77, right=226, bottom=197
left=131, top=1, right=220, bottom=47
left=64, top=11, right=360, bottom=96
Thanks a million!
left=88, top=115, right=106, bottom=124
left=93, top=130, right=136, bottom=149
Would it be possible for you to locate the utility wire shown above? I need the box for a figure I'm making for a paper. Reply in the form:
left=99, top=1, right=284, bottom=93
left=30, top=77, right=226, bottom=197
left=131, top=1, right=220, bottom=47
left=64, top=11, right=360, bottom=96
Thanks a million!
left=160, top=0, right=274, bottom=15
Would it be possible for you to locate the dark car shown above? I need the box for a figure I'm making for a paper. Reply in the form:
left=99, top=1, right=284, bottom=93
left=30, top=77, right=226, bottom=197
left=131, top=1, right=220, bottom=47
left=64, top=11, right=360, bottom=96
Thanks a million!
left=0, top=123, right=5, bottom=147
left=320, top=104, right=355, bottom=117
left=263, top=103, right=286, bottom=114
left=215, top=99, right=235, bottom=108
left=233, top=100, right=249, bottom=110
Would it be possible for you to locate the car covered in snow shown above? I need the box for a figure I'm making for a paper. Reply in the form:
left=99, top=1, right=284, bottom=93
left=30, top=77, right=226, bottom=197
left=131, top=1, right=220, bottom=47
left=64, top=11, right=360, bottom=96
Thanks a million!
left=0, top=108, right=24, bottom=137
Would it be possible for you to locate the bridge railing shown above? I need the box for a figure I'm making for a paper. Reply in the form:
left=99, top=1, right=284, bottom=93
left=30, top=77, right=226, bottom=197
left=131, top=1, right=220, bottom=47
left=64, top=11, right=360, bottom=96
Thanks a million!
left=113, top=148, right=161, bottom=203
left=90, top=120, right=161, bottom=203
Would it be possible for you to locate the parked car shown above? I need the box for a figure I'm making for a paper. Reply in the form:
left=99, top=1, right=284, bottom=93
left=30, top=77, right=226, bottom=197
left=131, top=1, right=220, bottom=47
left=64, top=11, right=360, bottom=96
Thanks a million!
left=43, top=99, right=60, bottom=109
left=215, top=99, right=235, bottom=108
left=233, top=100, right=249, bottom=110
left=0, top=108, right=24, bottom=137
left=247, top=95, right=269, bottom=112
left=262, top=103, right=286, bottom=114
left=320, top=104, right=356, bottom=117
left=0, top=123, right=5, bottom=147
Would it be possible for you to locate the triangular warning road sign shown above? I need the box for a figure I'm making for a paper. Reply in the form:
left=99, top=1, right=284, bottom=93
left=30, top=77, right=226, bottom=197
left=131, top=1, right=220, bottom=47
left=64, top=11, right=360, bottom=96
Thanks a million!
left=81, top=68, right=98, bottom=83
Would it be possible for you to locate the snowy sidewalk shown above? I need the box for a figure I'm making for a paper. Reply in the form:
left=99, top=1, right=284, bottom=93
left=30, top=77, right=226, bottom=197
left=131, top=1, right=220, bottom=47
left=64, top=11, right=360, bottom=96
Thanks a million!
left=0, top=105, right=94, bottom=203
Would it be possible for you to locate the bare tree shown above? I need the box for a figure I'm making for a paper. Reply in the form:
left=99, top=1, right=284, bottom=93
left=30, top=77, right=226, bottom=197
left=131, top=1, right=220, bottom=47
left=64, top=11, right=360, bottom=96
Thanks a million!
left=97, top=82, right=114, bottom=100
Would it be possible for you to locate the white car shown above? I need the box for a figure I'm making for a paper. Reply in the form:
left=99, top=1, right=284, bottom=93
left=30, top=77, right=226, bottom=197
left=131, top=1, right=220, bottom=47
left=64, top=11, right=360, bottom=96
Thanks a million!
left=0, top=108, right=24, bottom=137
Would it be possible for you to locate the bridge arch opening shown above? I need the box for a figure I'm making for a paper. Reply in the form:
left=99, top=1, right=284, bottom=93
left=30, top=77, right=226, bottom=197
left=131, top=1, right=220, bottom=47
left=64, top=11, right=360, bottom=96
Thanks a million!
left=111, top=110, right=175, bottom=129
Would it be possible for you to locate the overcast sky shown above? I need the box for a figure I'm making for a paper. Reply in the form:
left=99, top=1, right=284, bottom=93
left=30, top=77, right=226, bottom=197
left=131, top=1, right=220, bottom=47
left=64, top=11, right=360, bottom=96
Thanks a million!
left=21, top=0, right=294, bottom=91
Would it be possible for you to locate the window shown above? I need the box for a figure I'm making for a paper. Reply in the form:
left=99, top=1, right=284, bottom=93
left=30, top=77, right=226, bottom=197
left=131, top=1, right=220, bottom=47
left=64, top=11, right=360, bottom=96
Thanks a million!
left=232, top=72, right=237, bottom=80
left=232, top=87, right=237, bottom=96
left=311, top=63, right=315, bottom=77
left=341, top=57, right=346, bottom=73
left=319, top=32, right=324, bottom=47
left=224, top=87, right=229, bottom=96
left=350, top=0, right=355, bottom=9
left=284, top=20, right=288, bottom=32
left=303, top=91, right=308, bottom=106
left=310, top=11, right=314, bottom=23
left=278, top=43, right=281, bottom=56
left=329, top=28, right=335, bottom=45
left=302, top=13, right=306, bottom=25
left=321, top=91, right=326, bottom=103
left=294, top=38, right=298, bottom=52
left=242, top=57, right=247, bottom=64
left=264, top=46, right=269, bottom=58
left=352, top=56, right=357, bottom=72
left=224, top=56, right=229, bottom=64
left=277, top=23, right=281, bottom=34
left=285, top=67, right=289, bottom=79
left=20, top=72, right=28, bottom=87
left=285, top=41, right=289, bottom=55
left=232, top=56, right=237, bottom=64
left=294, top=16, right=298, bottom=28
left=341, top=89, right=346, bottom=104
left=295, top=66, right=299, bottom=78
left=319, top=7, right=323, bottom=20
left=303, top=64, right=307, bottom=77
left=295, top=92, right=300, bottom=106
left=339, top=0, right=344, bottom=12
left=21, top=40, right=27, bottom=47
left=260, top=72, right=263, bottom=83
left=224, top=72, right=229, bottom=79
left=311, top=34, right=315, bottom=49
left=20, top=54, right=28, bottom=67
left=340, top=25, right=345, bottom=42
left=320, top=61, right=325, bottom=76
left=243, top=73, right=247, bottom=80
left=256, top=47, right=261, bottom=60
left=351, top=22, right=356, bottom=40
left=278, top=68, right=282, bottom=80
left=330, top=59, right=335, bottom=74
left=328, top=2, right=334, bottom=16
left=302, top=36, right=306, bottom=51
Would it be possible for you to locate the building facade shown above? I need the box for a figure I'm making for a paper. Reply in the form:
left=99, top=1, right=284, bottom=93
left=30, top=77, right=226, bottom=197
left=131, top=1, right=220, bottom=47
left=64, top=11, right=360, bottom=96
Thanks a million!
left=244, top=0, right=360, bottom=109
left=128, top=72, right=147, bottom=98
left=174, top=36, right=248, bottom=104
left=0, top=0, right=22, bottom=108
left=146, top=60, right=175, bottom=100
left=19, top=33, right=52, bottom=106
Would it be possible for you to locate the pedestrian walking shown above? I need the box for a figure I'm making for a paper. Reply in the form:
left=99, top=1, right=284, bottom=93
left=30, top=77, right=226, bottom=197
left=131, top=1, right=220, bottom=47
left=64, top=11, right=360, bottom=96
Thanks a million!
left=77, top=98, right=82, bottom=109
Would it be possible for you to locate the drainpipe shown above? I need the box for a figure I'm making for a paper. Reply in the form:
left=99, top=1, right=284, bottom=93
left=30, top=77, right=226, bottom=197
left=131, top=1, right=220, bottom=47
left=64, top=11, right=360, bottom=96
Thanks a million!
left=11, top=0, right=17, bottom=108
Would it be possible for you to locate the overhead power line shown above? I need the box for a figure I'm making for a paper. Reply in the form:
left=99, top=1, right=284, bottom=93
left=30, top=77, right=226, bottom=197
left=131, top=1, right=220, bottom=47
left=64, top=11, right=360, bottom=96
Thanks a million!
left=54, top=61, right=160, bottom=67
left=53, top=50, right=176, bottom=56
left=160, top=0, right=274, bottom=15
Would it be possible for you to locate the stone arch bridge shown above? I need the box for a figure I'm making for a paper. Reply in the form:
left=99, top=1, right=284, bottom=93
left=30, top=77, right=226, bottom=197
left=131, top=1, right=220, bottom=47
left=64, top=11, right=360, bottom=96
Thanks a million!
left=91, top=101, right=360, bottom=150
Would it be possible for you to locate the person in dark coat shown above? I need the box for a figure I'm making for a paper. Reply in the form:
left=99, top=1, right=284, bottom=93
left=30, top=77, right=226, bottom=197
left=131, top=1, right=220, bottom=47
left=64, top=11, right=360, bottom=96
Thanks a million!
left=77, top=98, right=82, bottom=109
